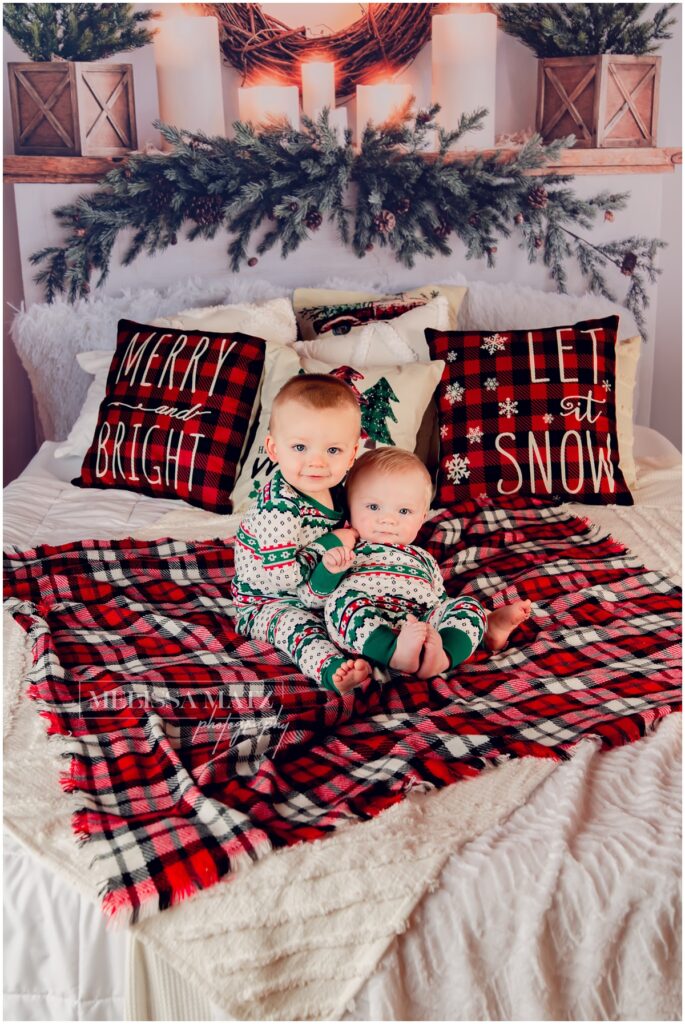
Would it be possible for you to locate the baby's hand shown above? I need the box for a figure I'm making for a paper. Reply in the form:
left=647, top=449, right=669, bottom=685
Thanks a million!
left=322, top=547, right=356, bottom=573
left=330, top=527, right=359, bottom=550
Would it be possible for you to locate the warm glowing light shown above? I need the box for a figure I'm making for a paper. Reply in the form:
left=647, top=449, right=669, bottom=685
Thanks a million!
left=356, top=83, right=412, bottom=140
left=301, top=61, right=336, bottom=120
left=238, top=85, right=300, bottom=129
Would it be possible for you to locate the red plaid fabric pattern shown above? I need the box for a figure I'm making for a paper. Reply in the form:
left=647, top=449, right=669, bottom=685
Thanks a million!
left=4, top=500, right=680, bottom=923
left=75, top=319, right=266, bottom=512
left=426, top=316, right=634, bottom=507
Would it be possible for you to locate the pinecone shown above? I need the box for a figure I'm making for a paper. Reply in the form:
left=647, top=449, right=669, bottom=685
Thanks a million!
left=148, top=176, right=175, bottom=215
left=604, top=210, right=615, bottom=222
left=248, top=257, right=259, bottom=267
left=434, top=220, right=451, bottom=240
left=365, top=242, right=374, bottom=253
left=396, top=197, right=411, bottom=215
left=189, top=137, right=212, bottom=153
left=468, top=214, right=480, bottom=227
left=373, top=209, right=396, bottom=234
left=170, top=233, right=178, bottom=246
left=527, top=185, right=548, bottom=210
left=534, top=236, right=543, bottom=249
left=305, top=208, right=323, bottom=231
left=188, top=195, right=224, bottom=227
left=75, top=227, right=86, bottom=238
left=620, top=251, right=638, bottom=276
left=487, top=246, right=498, bottom=255
left=288, top=201, right=299, bottom=213
left=416, top=110, right=432, bottom=126
left=514, top=212, right=525, bottom=225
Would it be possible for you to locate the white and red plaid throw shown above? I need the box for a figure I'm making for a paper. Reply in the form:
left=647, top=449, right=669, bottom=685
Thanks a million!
left=4, top=499, right=681, bottom=923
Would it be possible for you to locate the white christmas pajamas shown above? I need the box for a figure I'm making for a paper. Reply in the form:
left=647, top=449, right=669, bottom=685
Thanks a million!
left=323, top=542, right=488, bottom=669
left=232, top=470, right=352, bottom=692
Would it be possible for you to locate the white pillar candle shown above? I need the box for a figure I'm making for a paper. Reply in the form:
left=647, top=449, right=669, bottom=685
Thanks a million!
left=329, top=107, right=348, bottom=145
left=238, top=85, right=300, bottom=129
left=301, top=61, right=336, bottom=120
left=431, top=12, right=497, bottom=149
left=153, top=16, right=225, bottom=150
left=356, top=83, right=412, bottom=141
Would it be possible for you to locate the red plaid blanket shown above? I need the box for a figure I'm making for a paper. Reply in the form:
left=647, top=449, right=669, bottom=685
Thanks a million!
left=4, top=501, right=681, bottom=923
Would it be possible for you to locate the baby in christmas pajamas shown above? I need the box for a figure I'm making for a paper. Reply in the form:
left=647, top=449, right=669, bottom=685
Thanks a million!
left=320, top=448, right=532, bottom=678
left=232, top=373, right=371, bottom=694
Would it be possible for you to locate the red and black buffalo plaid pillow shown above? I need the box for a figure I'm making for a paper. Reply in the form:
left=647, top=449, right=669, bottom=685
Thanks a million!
left=74, top=319, right=266, bottom=512
left=426, top=315, right=634, bottom=507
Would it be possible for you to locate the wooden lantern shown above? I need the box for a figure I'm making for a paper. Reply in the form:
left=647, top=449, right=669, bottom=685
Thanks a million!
left=8, top=62, right=137, bottom=157
left=537, top=54, right=661, bottom=149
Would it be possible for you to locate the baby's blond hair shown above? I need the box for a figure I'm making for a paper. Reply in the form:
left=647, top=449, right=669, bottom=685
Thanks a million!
left=346, top=447, right=432, bottom=504
left=270, top=373, right=361, bottom=431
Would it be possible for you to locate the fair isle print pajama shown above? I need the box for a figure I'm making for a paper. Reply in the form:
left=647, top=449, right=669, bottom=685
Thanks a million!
left=235, top=601, right=351, bottom=693
left=324, top=542, right=488, bottom=670
left=232, top=470, right=352, bottom=692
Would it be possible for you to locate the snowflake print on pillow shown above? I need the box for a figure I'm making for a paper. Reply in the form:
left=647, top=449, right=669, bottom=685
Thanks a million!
left=75, top=319, right=266, bottom=512
left=426, top=316, right=634, bottom=507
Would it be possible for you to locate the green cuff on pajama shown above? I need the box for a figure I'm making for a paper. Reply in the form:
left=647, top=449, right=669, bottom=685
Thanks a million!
left=321, top=655, right=345, bottom=693
left=361, top=625, right=398, bottom=666
left=439, top=627, right=476, bottom=669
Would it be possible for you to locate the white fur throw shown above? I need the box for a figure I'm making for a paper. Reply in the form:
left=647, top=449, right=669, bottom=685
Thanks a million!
left=10, top=272, right=639, bottom=442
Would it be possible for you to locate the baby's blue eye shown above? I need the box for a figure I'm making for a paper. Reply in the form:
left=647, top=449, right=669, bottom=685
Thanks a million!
left=327, top=447, right=341, bottom=455
left=367, top=503, right=379, bottom=511
left=292, top=444, right=305, bottom=452
left=399, top=508, right=412, bottom=516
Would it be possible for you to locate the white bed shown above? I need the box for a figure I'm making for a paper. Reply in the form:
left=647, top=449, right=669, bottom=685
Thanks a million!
left=3, top=426, right=681, bottom=1022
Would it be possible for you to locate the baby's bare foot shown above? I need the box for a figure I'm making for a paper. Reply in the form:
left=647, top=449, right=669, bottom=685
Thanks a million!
left=417, top=625, right=450, bottom=679
left=333, top=658, right=372, bottom=693
left=389, top=615, right=428, bottom=674
left=484, top=599, right=532, bottom=653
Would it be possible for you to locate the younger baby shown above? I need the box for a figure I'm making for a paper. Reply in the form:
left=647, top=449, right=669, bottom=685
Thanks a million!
left=321, top=447, right=532, bottom=679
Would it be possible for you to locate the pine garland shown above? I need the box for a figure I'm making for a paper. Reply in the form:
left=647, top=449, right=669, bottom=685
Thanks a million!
left=494, top=4, right=676, bottom=58
left=30, top=107, right=664, bottom=338
left=2, top=3, right=157, bottom=62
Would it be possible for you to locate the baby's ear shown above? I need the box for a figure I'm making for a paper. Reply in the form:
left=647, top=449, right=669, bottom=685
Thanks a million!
left=265, top=434, right=277, bottom=461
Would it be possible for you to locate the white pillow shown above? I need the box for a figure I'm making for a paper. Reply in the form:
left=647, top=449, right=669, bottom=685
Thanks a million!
left=292, top=296, right=449, bottom=366
left=231, top=355, right=446, bottom=512
left=230, top=346, right=303, bottom=511
left=54, top=350, right=113, bottom=459
left=154, top=297, right=297, bottom=345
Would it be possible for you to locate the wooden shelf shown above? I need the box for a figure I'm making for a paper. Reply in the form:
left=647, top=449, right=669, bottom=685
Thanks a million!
left=3, top=147, right=681, bottom=184
left=440, top=147, right=682, bottom=176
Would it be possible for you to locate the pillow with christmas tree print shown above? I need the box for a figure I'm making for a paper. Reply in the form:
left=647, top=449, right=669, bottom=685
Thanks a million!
left=74, top=319, right=266, bottom=512
left=426, top=316, right=634, bottom=507
left=230, top=356, right=445, bottom=512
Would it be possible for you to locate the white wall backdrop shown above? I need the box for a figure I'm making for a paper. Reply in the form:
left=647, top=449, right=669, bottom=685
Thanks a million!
left=3, top=2, right=682, bottom=483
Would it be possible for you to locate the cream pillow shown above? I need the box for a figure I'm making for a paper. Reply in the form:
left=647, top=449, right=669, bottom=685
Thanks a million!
left=293, top=296, right=449, bottom=366
left=294, top=284, right=466, bottom=338
left=230, top=356, right=446, bottom=512
left=155, top=296, right=297, bottom=345
left=615, top=335, right=640, bottom=491
left=230, top=345, right=302, bottom=511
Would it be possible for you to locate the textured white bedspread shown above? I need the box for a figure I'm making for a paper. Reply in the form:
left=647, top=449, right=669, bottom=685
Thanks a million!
left=3, top=429, right=681, bottom=1021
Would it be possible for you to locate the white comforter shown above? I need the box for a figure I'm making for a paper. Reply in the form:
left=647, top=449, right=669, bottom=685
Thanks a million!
left=3, top=430, right=681, bottom=1021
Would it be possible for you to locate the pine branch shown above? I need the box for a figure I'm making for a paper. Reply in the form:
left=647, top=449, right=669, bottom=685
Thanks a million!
left=3, top=3, right=157, bottom=61
left=29, top=107, right=665, bottom=338
left=494, top=4, right=675, bottom=57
